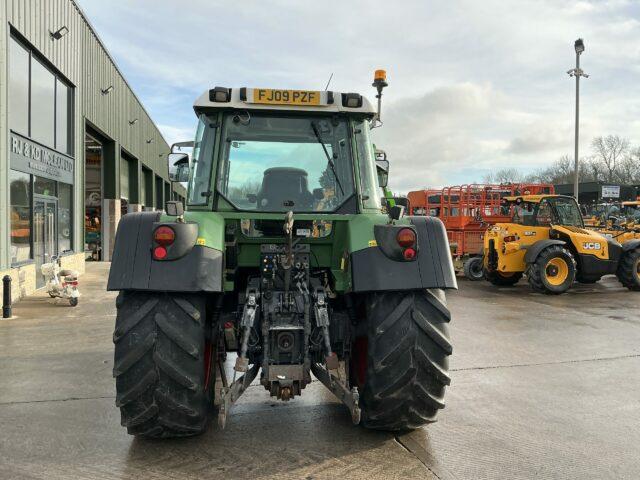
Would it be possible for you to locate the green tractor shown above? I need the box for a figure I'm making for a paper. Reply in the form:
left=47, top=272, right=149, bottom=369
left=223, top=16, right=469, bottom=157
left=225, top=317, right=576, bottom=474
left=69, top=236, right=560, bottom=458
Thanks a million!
left=107, top=71, right=456, bottom=438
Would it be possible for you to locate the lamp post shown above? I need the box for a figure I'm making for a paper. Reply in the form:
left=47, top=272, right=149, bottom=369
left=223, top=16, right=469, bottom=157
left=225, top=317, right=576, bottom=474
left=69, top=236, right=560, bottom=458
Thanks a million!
left=567, top=38, right=588, bottom=201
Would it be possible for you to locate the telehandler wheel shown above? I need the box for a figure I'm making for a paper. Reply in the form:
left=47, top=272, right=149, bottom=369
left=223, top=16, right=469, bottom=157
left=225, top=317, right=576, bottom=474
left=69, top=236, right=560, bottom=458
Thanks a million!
left=463, top=257, right=484, bottom=281
left=113, top=291, right=215, bottom=438
left=616, top=248, right=640, bottom=291
left=355, top=289, right=452, bottom=431
left=527, top=245, right=576, bottom=294
left=483, top=269, right=523, bottom=286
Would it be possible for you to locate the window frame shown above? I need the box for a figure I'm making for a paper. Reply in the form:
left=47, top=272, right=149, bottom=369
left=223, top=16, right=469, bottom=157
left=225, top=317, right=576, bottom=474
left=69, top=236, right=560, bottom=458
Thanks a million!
left=9, top=32, right=74, bottom=156
left=213, top=112, right=357, bottom=214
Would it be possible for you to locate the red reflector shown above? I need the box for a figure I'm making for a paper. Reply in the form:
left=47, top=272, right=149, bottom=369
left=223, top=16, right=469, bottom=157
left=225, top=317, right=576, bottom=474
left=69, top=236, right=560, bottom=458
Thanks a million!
left=403, top=248, right=416, bottom=260
left=224, top=322, right=234, bottom=329
left=396, top=228, right=416, bottom=248
left=154, top=226, right=175, bottom=246
left=153, top=246, right=167, bottom=260
left=503, top=235, right=517, bottom=243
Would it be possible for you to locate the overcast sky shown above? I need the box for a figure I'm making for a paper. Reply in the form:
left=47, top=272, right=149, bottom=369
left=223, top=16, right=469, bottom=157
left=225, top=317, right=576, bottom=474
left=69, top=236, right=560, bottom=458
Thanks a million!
left=78, top=0, right=640, bottom=192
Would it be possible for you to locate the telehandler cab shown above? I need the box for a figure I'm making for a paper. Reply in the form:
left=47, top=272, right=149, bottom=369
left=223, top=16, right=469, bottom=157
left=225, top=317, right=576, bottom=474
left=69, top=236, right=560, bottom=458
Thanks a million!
left=483, top=194, right=640, bottom=294
left=107, top=71, right=457, bottom=438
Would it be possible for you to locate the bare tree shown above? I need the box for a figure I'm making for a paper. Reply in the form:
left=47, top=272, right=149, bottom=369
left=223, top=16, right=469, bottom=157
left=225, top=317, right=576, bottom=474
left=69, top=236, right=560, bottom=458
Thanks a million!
left=616, top=153, right=640, bottom=184
left=591, top=135, right=630, bottom=183
left=527, top=155, right=577, bottom=184
left=483, top=168, right=523, bottom=184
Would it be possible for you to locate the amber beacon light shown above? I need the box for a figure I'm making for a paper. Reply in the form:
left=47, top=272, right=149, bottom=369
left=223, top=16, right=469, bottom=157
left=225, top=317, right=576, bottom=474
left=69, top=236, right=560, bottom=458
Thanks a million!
left=371, top=69, right=388, bottom=127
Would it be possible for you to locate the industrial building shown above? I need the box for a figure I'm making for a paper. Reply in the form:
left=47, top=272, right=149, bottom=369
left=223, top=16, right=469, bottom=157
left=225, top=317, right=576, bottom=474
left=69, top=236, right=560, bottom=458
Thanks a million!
left=1, top=0, right=185, bottom=300
left=555, top=182, right=639, bottom=205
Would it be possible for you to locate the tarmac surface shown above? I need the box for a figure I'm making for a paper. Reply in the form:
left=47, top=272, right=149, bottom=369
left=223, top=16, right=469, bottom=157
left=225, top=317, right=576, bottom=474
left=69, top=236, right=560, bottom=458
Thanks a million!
left=1, top=262, right=639, bottom=479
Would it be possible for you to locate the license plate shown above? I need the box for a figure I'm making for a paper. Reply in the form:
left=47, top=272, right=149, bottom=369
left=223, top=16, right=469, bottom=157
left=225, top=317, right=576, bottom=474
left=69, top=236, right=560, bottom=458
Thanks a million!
left=251, top=88, right=321, bottom=106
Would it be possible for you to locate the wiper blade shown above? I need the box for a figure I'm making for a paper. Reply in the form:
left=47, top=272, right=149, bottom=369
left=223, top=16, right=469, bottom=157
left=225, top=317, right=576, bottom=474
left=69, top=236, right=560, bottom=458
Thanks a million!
left=311, top=121, right=344, bottom=196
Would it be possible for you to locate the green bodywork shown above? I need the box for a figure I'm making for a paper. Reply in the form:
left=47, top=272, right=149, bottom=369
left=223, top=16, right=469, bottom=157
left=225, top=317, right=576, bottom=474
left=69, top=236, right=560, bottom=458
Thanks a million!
left=159, top=210, right=410, bottom=293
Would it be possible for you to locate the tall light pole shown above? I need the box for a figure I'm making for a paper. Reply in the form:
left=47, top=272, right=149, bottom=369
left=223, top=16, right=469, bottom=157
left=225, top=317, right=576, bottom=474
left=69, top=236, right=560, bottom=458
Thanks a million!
left=567, top=38, right=588, bottom=201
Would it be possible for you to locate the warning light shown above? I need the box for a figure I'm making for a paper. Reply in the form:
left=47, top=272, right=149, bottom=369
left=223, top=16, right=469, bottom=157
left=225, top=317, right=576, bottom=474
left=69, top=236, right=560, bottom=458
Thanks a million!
left=373, top=69, right=388, bottom=88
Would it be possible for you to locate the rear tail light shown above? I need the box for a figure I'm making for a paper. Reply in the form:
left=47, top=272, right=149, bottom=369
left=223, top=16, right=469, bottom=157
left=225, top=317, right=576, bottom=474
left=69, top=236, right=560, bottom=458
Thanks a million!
left=394, top=228, right=417, bottom=261
left=396, top=228, right=416, bottom=248
left=154, top=226, right=175, bottom=246
left=153, top=246, right=168, bottom=260
left=403, top=248, right=416, bottom=260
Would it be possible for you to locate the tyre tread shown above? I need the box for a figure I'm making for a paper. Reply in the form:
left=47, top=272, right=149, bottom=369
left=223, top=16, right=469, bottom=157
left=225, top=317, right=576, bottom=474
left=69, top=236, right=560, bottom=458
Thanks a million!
left=616, top=248, right=640, bottom=291
left=113, top=292, right=212, bottom=438
left=360, top=290, right=451, bottom=431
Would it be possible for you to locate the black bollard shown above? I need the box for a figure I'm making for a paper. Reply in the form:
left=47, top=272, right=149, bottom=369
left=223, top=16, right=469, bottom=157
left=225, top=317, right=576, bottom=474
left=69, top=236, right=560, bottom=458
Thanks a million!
left=2, top=275, right=11, bottom=319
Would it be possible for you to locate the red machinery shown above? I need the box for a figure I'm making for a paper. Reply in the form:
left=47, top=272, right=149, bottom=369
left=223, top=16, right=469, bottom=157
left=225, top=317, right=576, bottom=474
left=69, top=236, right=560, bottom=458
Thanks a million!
left=407, top=183, right=555, bottom=279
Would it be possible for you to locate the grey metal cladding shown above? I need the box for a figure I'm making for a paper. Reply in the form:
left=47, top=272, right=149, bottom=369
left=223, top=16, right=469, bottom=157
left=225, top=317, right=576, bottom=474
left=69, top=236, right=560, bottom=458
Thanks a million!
left=4, top=0, right=175, bottom=179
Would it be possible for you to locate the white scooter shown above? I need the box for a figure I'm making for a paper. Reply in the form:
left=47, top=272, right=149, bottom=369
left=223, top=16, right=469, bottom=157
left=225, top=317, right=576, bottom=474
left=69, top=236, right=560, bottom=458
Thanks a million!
left=41, top=255, right=80, bottom=306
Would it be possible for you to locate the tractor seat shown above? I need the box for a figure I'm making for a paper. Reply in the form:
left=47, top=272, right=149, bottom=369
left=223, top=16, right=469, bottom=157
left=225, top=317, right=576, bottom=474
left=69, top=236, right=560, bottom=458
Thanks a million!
left=256, top=167, right=313, bottom=211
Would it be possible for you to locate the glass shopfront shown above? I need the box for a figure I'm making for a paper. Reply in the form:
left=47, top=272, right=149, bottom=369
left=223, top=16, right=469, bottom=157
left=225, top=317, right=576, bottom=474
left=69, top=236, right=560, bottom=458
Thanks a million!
left=9, top=170, right=31, bottom=264
left=9, top=171, right=74, bottom=287
left=8, top=34, right=75, bottom=287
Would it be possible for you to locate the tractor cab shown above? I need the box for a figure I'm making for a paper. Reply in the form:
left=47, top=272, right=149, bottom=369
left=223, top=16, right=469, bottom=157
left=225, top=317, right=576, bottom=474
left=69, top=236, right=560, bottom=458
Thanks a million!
left=167, top=86, right=384, bottom=219
left=504, top=195, right=584, bottom=228
left=621, top=200, right=640, bottom=222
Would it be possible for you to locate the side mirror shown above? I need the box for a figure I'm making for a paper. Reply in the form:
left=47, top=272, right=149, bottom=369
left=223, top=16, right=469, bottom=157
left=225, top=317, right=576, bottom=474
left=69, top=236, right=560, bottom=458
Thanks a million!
left=168, top=152, right=189, bottom=183
left=165, top=200, right=184, bottom=216
left=246, top=194, right=257, bottom=203
left=313, top=188, right=324, bottom=200
left=375, top=150, right=389, bottom=188
left=376, top=165, right=389, bottom=188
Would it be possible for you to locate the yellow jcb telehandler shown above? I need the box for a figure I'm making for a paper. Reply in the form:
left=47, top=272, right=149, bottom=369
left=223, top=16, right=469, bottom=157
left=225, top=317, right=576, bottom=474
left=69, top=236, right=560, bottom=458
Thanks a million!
left=483, top=195, right=640, bottom=294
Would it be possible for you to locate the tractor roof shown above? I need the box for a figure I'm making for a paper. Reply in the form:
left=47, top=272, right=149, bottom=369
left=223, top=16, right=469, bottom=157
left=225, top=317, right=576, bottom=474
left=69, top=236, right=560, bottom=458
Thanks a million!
left=502, top=194, right=573, bottom=204
left=194, top=87, right=376, bottom=117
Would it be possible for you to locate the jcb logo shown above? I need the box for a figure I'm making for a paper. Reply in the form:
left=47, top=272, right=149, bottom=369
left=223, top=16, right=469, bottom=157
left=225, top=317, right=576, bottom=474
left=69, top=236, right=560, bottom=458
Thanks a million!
left=583, top=242, right=602, bottom=250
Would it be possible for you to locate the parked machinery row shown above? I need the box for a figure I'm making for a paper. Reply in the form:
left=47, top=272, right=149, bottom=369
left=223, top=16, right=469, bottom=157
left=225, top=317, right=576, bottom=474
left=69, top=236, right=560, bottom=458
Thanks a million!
left=482, top=194, right=640, bottom=294
left=408, top=187, right=640, bottom=294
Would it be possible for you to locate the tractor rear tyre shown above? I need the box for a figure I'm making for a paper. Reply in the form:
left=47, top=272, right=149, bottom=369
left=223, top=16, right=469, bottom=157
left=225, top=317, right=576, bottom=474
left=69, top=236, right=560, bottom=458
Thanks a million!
left=356, top=289, right=452, bottom=431
left=527, top=245, right=576, bottom=294
left=484, top=269, right=523, bottom=286
left=616, top=247, right=640, bottom=291
left=463, top=257, right=484, bottom=281
left=113, top=291, right=215, bottom=438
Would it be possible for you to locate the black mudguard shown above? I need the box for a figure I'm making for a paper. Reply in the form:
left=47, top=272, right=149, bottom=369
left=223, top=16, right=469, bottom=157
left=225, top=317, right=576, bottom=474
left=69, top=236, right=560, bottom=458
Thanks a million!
left=350, top=216, right=457, bottom=292
left=524, top=239, right=566, bottom=264
left=107, top=212, right=223, bottom=292
left=622, top=239, right=640, bottom=252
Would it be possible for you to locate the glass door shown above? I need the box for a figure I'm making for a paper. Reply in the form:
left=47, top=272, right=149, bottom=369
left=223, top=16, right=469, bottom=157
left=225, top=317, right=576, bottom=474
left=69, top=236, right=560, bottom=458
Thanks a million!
left=34, top=198, right=57, bottom=288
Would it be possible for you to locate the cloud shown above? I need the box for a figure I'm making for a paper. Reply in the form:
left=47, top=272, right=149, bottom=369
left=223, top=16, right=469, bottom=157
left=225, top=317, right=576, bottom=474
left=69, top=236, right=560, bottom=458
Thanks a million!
left=506, top=124, right=573, bottom=155
left=77, top=0, right=640, bottom=192
left=157, top=124, right=196, bottom=147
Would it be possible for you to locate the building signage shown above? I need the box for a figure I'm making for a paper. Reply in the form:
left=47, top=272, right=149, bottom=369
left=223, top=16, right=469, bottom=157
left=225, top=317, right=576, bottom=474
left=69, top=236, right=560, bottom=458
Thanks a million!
left=601, top=185, right=620, bottom=199
left=9, top=131, right=74, bottom=184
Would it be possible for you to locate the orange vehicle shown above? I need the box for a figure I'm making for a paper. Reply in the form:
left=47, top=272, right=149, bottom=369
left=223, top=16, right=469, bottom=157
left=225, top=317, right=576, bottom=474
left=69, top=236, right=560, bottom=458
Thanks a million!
left=408, top=183, right=555, bottom=279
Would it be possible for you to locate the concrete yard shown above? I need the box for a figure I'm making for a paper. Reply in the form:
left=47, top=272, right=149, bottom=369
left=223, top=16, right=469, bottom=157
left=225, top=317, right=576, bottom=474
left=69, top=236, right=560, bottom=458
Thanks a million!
left=1, top=262, right=639, bottom=480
